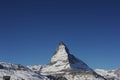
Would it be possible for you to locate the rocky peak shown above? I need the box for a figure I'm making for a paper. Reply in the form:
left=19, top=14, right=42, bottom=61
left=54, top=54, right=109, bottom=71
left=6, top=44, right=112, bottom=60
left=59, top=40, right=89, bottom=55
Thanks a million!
left=41, top=42, right=92, bottom=75
left=50, top=41, right=70, bottom=63
left=57, top=41, right=69, bottom=54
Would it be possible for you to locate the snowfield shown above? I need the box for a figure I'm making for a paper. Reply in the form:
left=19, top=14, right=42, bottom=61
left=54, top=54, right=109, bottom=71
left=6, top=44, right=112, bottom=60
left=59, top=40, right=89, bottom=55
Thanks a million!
left=0, top=62, right=49, bottom=80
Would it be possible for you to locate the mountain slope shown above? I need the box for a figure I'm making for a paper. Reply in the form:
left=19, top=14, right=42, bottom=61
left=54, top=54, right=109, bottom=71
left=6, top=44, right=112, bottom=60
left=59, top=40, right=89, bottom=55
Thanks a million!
left=0, top=62, right=49, bottom=80
left=27, top=64, right=42, bottom=73
left=95, top=68, right=120, bottom=80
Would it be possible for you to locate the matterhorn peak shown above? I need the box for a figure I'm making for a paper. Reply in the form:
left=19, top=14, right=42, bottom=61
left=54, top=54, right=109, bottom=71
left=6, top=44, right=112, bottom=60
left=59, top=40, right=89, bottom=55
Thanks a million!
left=50, top=41, right=70, bottom=63
left=41, top=42, right=92, bottom=75
left=58, top=41, right=65, bottom=45
left=57, top=41, right=69, bottom=54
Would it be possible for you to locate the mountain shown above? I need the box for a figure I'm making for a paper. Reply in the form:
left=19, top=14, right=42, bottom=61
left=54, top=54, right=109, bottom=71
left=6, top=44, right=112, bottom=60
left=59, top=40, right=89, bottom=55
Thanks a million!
left=27, top=64, right=42, bottom=73
left=0, top=42, right=119, bottom=80
left=41, top=42, right=92, bottom=74
left=40, top=42, right=106, bottom=80
left=0, top=62, right=49, bottom=80
left=95, top=68, right=120, bottom=80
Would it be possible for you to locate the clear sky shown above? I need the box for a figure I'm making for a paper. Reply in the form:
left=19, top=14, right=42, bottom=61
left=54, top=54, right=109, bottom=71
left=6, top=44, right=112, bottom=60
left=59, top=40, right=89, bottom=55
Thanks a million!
left=0, top=0, right=120, bottom=69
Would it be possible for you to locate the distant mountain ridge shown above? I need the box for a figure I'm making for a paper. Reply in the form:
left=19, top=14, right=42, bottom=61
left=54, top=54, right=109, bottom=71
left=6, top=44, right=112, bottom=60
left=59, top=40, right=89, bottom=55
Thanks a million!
left=0, top=62, right=49, bottom=80
left=95, top=68, right=120, bottom=80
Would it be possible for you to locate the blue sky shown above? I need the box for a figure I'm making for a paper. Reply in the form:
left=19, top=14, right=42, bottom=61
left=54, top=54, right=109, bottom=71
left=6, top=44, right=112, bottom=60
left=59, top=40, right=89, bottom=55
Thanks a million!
left=0, top=0, right=120, bottom=69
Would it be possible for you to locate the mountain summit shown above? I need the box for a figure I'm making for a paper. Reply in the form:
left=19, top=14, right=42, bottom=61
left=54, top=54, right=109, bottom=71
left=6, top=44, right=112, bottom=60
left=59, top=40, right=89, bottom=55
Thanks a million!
left=50, top=41, right=70, bottom=63
left=41, top=42, right=92, bottom=75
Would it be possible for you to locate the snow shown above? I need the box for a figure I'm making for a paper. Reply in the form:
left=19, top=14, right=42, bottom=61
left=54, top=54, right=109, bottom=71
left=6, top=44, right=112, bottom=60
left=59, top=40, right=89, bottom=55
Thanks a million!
left=27, top=64, right=42, bottom=72
left=41, top=61, right=71, bottom=75
left=51, top=43, right=69, bottom=62
left=95, top=69, right=116, bottom=77
left=0, top=62, right=49, bottom=80
left=0, top=69, right=47, bottom=80
left=64, top=73, right=105, bottom=80
left=95, top=69, right=120, bottom=80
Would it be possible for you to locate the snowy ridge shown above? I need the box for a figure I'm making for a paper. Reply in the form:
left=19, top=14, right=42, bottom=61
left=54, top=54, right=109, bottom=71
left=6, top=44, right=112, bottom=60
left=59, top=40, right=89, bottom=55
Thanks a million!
left=0, top=62, right=30, bottom=71
left=95, top=69, right=116, bottom=77
left=27, top=64, right=42, bottom=73
left=0, top=62, right=49, bottom=80
left=95, top=68, right=120, bottom=80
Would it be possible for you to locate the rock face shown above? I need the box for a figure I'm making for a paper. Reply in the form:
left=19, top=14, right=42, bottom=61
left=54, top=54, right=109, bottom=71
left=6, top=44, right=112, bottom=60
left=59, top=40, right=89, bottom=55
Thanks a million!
left=41, top=42, right=106, bottom=80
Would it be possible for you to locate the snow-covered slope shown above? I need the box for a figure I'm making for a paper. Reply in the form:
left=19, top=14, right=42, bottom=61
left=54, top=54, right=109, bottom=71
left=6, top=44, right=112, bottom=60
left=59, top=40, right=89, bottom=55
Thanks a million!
left=27, top=64, right=42, bottom=73
left=0, top=62, right=49, bottom=80
left=115, top=68, right=120, bottom=79
left=95, top=68, right=120, bottom=80
left=40, top=42, right=106, bottom=80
